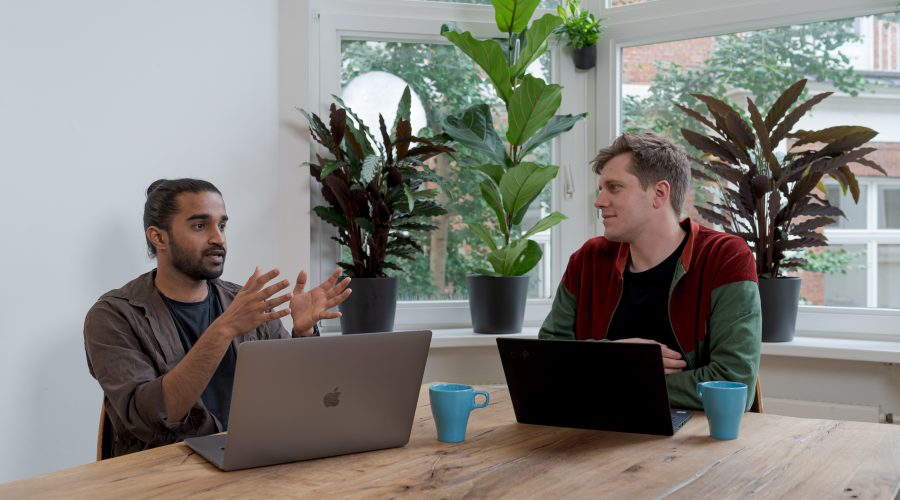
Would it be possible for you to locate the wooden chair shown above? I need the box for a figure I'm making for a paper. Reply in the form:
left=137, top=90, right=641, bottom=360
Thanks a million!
left=96, top=401, right=114, bottom=461
left=749, top=377, right=764, bottom=413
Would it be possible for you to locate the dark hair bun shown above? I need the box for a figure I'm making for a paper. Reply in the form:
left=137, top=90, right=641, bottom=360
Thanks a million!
left=147, top=179, right=168, bottom=197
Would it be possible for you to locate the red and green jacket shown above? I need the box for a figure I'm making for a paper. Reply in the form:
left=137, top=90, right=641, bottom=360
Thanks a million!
left=539, top=219, right=762, bottom=410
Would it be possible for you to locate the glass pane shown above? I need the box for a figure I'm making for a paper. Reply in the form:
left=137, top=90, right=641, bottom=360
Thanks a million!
left=878, top=245, right=900, bottom=307
left=622, top=12, right=900, bottom=308
left=878, top=185, right=900, bottom=229
left=826, top=184, right=867, bottom=229
left=339, top=40, right=554, bottom=301
left=796, top=245, right=867, bottom=306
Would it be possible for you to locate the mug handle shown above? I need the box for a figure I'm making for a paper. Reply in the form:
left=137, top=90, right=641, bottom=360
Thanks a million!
left=472, top=390, right=490, bottom=409
left=696, top=382, right=704, bottom=400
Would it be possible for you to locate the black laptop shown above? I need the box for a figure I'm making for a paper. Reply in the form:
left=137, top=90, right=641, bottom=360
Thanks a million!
left=496, top=338, right=692, bottom=436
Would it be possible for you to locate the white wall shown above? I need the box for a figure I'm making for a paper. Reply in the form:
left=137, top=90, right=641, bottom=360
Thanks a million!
left=0, top=0, right=310, bottom=482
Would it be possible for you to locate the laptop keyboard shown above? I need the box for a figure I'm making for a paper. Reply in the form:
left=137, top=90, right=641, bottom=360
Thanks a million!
left=671, top=409, right=694, bottom=432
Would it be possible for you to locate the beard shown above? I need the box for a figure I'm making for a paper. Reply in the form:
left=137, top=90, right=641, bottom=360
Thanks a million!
left=169, top=235, right=226, bottom=281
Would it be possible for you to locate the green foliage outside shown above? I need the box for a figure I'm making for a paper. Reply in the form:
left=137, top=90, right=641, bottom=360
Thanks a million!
left=796, top=248, right=866, bottom=275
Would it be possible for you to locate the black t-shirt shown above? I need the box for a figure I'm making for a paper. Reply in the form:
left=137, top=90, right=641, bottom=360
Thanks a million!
left=160, top=283, right=236, bottom=429
left=606, top=233, right=689, bottom=356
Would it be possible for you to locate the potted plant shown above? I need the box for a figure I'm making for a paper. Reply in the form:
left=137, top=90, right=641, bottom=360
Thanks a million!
left=555, top=0, right=604, bottom=70
left=441, top=0, right=586, bottom=333
left=300, top=87, right=454, bottom=334
left=679, top=78, right=883, bottom=342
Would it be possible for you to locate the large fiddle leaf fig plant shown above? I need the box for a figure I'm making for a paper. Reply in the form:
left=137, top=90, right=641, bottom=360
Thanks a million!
left=300, top=87, right=454, bottom=278
left=440, top=0, right=586, bottom=276
left=681, top=78, right=884, bottom=278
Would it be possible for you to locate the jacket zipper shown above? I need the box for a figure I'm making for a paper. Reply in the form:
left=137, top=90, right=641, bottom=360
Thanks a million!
left=668, top=263, right=690, bottom=370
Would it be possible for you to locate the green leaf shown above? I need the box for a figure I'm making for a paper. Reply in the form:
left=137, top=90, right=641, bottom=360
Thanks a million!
left=520, top=113, right=586, bottom=158
left=474, top=267, right=502, bottom=277
left=521, top=211, right=566, bottom=239
left=354, top=217, right=374, bottom=233
left=512, top=14, right=562, bottom=76
left=441, top=104, right=511, bottom=166
left=474, top=164, right=506, bottom=185
left=480, top=179, right=509, bottom=235
left=312, top=206, right=348, bottom=228
left=403, top=185, right=415, bottom=212
left=441, top=26, right=512, bottom=102
left=319, top=160, right=343, bottom=180
left=393, top=86, right=411, bottom=135
left=509, top=239, right=543, bottom=275
left=492, top=0, right=541, bottom=34
left=507, top=76, right=562, bottom=146
left=469, top=223, right=498, bottom=252
left=499, top=162, right=559, bottom=220
left=361, top=155, right=379, bottom=184
left=487, top=239, right=542, bottom=276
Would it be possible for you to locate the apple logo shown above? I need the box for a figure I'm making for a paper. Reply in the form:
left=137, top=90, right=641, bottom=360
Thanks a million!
left=323, top=387, right=341, bottom=408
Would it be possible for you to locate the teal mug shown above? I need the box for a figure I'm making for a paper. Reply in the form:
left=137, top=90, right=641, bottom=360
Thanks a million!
left=429, top=384, right=490, bottom=443
left=697, top=381, right=747, bottom=440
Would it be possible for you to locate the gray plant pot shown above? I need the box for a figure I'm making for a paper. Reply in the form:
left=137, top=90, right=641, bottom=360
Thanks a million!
left=467, top=275, right=529, bottom=334
left=338, top=276, right=397, bottom=334
left=758, top=276, right=801, bottom=343
left=573, top=44, right=597, bottom=70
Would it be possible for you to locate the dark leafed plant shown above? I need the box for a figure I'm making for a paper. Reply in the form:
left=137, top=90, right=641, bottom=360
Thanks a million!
left=681, top=78, right=884, bottom=278
left=300, top=87, right=454, bottom=278
left=440, top=0, right=585, bottom=276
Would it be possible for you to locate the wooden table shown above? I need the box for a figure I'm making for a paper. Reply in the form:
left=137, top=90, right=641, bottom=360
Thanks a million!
left=3, top=385, right=900, bottom=499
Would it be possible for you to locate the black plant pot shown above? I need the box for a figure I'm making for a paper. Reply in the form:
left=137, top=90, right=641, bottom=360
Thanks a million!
left=467, top=275, right=529, bottom=334
left=573, top=44, right=597, bottom=70
left=338, top=277, right=397, bottom=334
left=758, top=276, right=801, bottom=343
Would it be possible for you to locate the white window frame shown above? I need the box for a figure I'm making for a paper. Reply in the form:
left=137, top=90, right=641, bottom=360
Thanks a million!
left=825, top=177, right=900, bottom=308
left=308, top=0, right=595, bottom=330
left=597, top=0, right=900, bottom=341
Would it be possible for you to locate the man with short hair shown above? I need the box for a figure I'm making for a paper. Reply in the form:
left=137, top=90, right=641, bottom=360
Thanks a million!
left=84, top=178, right=351, bottom=456
left=539, top=132, right=761, bottom=410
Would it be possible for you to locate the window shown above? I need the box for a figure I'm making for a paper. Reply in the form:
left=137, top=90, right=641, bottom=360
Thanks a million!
left=310, top=0, right=592, bottom=328
left=340, top=40, right=554, bottom=300
left=599, top=0, right=900, bottom=338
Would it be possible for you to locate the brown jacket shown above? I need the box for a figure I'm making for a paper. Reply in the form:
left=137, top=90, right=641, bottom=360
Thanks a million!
left=83, top=270, right=288, bottom=457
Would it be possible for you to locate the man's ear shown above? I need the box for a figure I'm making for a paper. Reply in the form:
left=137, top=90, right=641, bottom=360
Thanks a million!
left=146, top=226, right=168, bottom=253
left=652, top=180, right=671, bottom=209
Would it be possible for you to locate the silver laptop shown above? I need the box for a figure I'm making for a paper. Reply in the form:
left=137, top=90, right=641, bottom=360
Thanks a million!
left=184, top=330, right=432, bottom=471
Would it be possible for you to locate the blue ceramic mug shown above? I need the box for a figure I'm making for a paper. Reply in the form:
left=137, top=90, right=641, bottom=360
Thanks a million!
left=697, top=381, right=748, bottom=440
left=429, top=384, right=490, bottom=443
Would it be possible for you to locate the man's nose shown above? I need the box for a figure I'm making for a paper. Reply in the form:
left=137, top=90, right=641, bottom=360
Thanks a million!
left=209, top=227, right=225, bottom=244
left=594, top=191, right=607, bottom=209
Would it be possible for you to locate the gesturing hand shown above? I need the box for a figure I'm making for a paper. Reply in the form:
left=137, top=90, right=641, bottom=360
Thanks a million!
left=291, top=267, right=352, bottom=335
left=612, top=338, right=687, bottom=374
left=213, top=267, right=292, bottom=339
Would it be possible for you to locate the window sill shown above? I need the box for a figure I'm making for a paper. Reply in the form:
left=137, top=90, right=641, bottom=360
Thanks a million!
left=762, top=334, right=900, bottom=364
left=423, top=328, right=900, bottom=364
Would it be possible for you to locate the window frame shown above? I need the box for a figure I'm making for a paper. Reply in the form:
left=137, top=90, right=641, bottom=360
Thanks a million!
left=308, top=0, right=595, bottom=330
left=598, top=0, right=900, bottom=341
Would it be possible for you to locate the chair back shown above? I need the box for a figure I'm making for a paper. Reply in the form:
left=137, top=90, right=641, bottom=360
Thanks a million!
left=749, top=377, right=764, bottom=413
left=96, top=401, right=114, bottom=461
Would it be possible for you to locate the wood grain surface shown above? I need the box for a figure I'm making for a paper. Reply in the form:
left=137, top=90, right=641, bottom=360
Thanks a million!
left=2, top=385, right=899, bottom=499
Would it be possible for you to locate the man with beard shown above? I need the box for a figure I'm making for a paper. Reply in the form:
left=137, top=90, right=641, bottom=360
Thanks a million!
left=84, top=178, right=352, bottom=457
left=539, top=133, right=761, bottom=411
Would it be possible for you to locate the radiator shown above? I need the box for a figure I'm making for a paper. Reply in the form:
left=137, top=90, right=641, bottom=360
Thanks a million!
left=765, top=397, right=882, bottom=423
